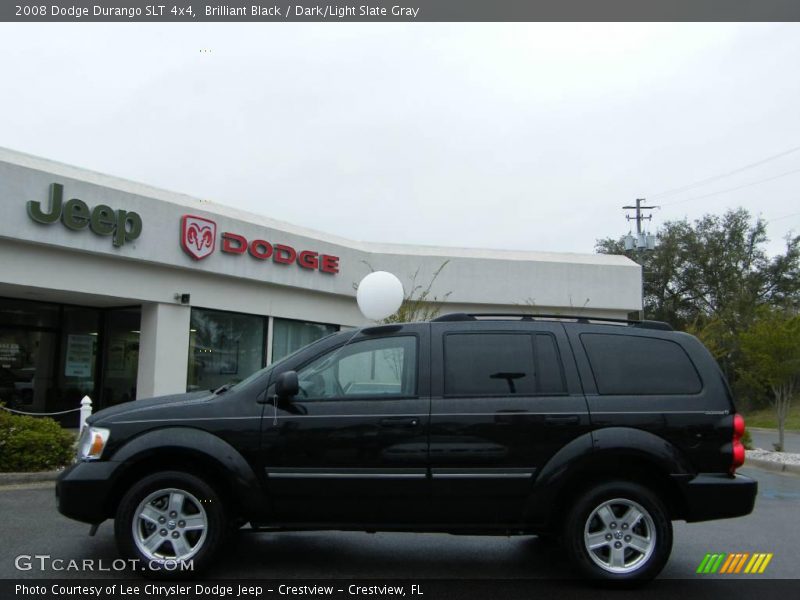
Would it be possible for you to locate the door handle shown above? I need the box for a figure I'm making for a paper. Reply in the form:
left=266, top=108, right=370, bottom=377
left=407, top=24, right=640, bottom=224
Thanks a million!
left=379, top=417, right=420, bottom=428
left=544, top=415, right=580, bottom=426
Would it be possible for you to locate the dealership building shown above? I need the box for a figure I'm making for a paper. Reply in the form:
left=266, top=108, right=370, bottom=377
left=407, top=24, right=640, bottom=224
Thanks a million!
left=0, top=147, right=642, bottom=421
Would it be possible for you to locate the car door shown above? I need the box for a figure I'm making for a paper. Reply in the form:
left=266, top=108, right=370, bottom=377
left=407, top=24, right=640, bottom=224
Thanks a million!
left=428, top=319, right=590, bottom=526
left=261, top=324, right=431, bottom=525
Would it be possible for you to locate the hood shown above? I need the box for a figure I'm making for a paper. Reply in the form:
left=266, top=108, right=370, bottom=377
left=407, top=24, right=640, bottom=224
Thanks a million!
left=87, top=390, right=214, bottom=425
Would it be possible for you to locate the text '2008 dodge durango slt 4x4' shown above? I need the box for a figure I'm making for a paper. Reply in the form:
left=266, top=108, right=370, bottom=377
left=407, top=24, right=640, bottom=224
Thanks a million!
left=56, top=313, right=756, bottom=583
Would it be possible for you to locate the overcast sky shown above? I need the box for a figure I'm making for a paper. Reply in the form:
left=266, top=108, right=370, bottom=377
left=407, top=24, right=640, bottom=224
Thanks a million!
left=1, top=22, right=798, bottom=257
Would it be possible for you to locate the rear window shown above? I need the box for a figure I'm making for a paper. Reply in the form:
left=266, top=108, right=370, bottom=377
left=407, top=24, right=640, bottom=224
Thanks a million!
left=581, top=333, right=702, bottom=395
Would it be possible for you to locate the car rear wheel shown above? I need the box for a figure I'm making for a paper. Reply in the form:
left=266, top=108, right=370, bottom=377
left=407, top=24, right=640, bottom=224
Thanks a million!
left=563, top=481, right=672, bottom=585
left=115, top=471, right=226, bottom=578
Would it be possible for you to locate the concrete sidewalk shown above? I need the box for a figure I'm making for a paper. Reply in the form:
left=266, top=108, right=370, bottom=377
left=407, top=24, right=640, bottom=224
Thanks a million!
left=0, top=470, right=61, bottom=486
left=745, top=448, right=800, bottom=476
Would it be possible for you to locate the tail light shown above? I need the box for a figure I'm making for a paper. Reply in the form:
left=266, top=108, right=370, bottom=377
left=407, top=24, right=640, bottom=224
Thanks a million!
left=731, top=414, right=746, bottom=473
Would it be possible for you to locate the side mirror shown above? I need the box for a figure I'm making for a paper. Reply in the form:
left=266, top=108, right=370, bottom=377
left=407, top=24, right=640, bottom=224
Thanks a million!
left=275, top=370, right=299, bottom=399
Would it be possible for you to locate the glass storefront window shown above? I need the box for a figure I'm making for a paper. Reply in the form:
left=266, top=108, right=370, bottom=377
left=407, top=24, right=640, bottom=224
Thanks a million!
left=0, top=329, right=56, bottom=413
left=271, top=318, right=339, bottom=363
left=187, top=308, right=266, bottom=392
left=102, top=309, right=141, bottom=406
left=0, top=298, right=59, bottom=329
left=57, top=307, right=100, bottom=413
left=0, top=298, right=142, bottom=423
left=0, top=295, right=345, bottom=422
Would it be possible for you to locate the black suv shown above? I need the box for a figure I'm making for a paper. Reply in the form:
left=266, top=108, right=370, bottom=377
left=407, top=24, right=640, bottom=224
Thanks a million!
left=56, top=314, right=756, bottom=583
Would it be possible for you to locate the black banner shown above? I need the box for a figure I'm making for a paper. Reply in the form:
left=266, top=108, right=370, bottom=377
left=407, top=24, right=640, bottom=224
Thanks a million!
left=3, top=579, right=800, bottom=600
left=4, top=0, right=800, bottom=23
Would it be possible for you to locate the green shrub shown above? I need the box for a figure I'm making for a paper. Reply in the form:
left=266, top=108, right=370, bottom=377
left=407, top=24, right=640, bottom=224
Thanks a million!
left=0, top=407, right=76, bottom=472
left=741, top=429, right=753, bottom=450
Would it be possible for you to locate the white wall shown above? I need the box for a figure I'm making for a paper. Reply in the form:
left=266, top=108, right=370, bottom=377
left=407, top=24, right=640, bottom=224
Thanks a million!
left=136, top=303, right=190, bottom=398
left=0, top=147, right=644, bottom=399
left=0, top=148, right=642, bottom=314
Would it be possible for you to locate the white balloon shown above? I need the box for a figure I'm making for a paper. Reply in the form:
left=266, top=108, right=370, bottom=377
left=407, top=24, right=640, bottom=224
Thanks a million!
left=357, top=271, right=404, bottom=321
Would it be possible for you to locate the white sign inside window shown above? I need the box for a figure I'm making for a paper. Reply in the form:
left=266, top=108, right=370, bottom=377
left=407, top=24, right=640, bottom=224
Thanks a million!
left=65, top=334, right=94, bottom=378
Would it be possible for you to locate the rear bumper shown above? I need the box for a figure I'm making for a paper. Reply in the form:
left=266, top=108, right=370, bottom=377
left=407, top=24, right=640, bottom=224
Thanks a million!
left=674, top=472, right=757, bottom=522
left=56, top=461, right=121, bottom=524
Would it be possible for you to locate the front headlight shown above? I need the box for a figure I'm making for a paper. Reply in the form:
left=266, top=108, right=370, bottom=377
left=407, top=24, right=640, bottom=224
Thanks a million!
left=77, top=427, right=110, bottom=461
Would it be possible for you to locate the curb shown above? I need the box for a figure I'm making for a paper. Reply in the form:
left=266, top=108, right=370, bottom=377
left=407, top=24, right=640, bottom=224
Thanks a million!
left=0, top=470, right=60, bottom=485
left=745, top=457, right=800, bottom=476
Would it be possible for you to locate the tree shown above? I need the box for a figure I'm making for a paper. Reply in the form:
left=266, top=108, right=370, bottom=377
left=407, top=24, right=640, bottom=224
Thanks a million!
left=382, top=261, right=451, bottom=323
left=739, top=307, right=800, bottom=451
left=596, top=209, right=800, bottom=329
left=597, top=209, right=800, bottom=401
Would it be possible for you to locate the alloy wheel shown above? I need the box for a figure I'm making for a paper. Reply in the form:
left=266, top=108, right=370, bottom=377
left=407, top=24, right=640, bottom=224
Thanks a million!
left=131, top=487, right=208, bottom=562
left=582, top=497, right=656, bottom=574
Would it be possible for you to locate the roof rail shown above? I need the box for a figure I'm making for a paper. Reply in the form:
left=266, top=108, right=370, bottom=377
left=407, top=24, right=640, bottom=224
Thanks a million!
left=430, top=312, right=673, bottom=331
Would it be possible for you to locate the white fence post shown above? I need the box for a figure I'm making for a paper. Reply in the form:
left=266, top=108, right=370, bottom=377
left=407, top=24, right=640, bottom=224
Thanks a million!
left=79, top=396, right=93, bottom=432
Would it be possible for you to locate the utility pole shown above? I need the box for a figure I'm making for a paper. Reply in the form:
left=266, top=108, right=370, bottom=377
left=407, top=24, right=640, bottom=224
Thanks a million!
left=622, top=199, right=658, bottom=320
left=622, top=199, right=658, bottom=251
left=623, top=198, right=658, bottom=243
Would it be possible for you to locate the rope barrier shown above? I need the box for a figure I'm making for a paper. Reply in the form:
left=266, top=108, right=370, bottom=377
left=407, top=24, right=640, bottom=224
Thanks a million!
left=0, top=404, right=81, bottom=416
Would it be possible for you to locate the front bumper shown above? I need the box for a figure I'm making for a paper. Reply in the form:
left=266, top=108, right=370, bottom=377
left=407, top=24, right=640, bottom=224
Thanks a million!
left=674, top=472, right=758, bottom=522
left=56, top=461, right=122, bottom=524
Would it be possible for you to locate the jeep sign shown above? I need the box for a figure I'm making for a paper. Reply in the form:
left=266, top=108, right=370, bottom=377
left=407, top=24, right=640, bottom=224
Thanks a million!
left=27, top=183, right=142, bottom=247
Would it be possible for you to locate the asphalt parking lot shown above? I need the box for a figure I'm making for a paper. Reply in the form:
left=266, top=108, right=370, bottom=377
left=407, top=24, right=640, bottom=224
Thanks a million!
left=0, top=466, right=797, bottom=581
left=749, top=429, right=800, bottom=453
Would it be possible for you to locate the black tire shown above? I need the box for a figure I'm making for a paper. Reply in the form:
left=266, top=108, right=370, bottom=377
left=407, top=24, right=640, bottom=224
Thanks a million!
left=562, top=481, right=672, bottom=586
left=115, top=471, right=226, bottom=579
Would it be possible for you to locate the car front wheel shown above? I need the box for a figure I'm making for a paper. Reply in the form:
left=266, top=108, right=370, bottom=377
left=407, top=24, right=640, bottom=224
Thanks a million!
left=563, top=481, right=672, bottom=585
left=115, top=471, right=226, bottom=578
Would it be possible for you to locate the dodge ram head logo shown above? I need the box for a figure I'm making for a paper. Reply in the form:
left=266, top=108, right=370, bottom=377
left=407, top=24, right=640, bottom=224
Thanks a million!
left=178, top=214, right=340, bottom=274
left=181, top=215, right=216, bottom=260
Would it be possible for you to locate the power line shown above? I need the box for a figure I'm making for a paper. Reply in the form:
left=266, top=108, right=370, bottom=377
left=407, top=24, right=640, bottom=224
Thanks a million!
left=766, top=211, right=800, bottom=224
left=648, top=144, right=800, bottom=200
left=658, top=165, right=800, bottom=208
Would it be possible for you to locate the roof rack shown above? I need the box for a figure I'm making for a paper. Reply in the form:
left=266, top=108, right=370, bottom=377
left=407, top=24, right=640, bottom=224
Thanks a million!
left=430, top=312, right=673, bottom=331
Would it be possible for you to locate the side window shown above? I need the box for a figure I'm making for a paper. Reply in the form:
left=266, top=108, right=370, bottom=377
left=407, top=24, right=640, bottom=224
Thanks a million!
left=581, top=333, right=702, bottom=395
left=297, top=336, right=417, bottom=400
left=445, top=333, right=536, bottom=396
left=535, top=333, right=567, bottom=394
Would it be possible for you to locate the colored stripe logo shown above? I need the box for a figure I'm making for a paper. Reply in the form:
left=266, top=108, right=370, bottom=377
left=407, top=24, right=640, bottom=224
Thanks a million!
left=696, top=552, right=773, bottom=574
